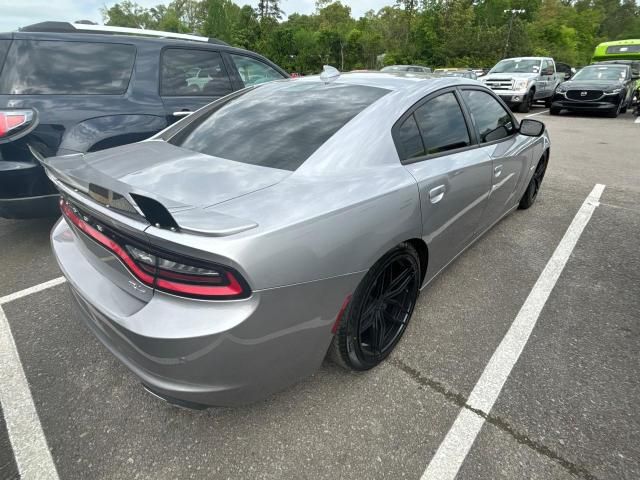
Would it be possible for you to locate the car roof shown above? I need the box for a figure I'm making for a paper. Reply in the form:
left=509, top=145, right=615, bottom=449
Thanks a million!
left=9, top=29, right=245, bottom=52
left=294, top=71, right=467, bottom=92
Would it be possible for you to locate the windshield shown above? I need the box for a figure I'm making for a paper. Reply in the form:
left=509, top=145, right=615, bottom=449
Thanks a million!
left=169, top=82, right=389, bottom=171
left=572, top=65, right=627, bottom=81
left=491, top=59, right=541, bottom=74
left=381, top=66, right=407, bottom=72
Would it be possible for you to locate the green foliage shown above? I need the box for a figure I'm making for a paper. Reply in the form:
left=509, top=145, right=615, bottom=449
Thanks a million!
left=102, top=0, right=640, bottom=72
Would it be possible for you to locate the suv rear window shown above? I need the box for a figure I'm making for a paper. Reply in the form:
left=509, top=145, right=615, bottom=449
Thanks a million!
left=0, top=40, right=135, bottom=95
left=169, top=82, right=389, bottom=171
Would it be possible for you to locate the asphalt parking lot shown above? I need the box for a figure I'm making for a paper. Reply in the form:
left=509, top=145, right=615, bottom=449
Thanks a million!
left=1, top=107, right=639, bottom=480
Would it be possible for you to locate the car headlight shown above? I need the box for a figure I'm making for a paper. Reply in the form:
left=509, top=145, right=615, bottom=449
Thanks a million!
left=604, top=88, right=622, bottom=95
left=555, top=84, right=568, bottom=93
left=512, top=79, right=529, bottom=91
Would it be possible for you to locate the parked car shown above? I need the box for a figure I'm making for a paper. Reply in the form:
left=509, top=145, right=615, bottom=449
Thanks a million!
left=550, top=63, right=637, bottom=117
left=46, top=71, right=549, bottom=408
left=0, top=22, right=288, bottom=219
left=381, top=65, right=432, bottom=74
left=434, top=69, right=478, bottom=80
left=482, top=56, right=564, bottom=112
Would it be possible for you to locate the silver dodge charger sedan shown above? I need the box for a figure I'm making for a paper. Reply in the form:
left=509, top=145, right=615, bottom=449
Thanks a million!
left=46, top=71, right=550, bottom=408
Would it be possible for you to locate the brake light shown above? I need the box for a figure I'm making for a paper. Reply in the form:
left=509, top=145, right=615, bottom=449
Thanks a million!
left=0, top=110, right=35, bottom=138
left=60, top=198, right=248, bottom=299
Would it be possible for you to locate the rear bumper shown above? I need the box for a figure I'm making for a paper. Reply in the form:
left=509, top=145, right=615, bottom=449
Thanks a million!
left=0, top=159, right=58, bottom=218
left=52, top=218, right=364, bottom=407
left=0, top=194, right=59, bottom=218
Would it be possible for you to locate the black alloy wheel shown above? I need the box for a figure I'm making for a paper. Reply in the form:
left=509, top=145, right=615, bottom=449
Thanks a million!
left=330, top=244, right=420, bottom=371
left=519, top=154, right=548, bottom=209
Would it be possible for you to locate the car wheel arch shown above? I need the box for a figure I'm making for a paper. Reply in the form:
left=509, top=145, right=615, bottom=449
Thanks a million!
left=406, top=238, right=428, bottom=285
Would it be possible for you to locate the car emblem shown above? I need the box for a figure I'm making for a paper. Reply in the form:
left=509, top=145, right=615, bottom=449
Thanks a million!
left=580, top=91, right=587, bottom=96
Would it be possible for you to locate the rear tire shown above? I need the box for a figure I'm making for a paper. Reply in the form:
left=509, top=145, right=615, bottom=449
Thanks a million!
left=330, top=243, right=420, bottom=371
left=550, top=106, right=561, bottom=115
left=519, top=153, right=548, bottom=210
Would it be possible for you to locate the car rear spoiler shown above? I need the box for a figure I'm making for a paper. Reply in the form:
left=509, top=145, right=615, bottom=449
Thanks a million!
left=40, top=154, right=258, bottom=237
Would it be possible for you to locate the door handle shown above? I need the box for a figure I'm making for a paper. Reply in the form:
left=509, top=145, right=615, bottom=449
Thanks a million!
left=172, top=111, right=192, bottom=117
left=429, top=185, right=445, bottom=204
left=494, top=165, right=503, bottom=178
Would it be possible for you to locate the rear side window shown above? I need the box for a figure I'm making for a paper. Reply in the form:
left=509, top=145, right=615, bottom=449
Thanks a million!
left=169, top=82, right=389, bottom=171
left=161, top=48, right=232, bottom=97
left=0, top=40, right=135, bottom=95
left=413, top=92, right=470, bottom=155
left=396, top=114, right=425, bottom=160
left=461, top=90, right=515, bottom=143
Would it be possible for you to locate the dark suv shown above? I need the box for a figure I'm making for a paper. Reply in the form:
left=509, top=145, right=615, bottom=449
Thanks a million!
left=0, top=22, right=288, bottom=218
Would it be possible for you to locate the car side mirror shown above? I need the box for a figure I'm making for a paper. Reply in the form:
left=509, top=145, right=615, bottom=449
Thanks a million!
left=519, top=119, right=545, bottom=137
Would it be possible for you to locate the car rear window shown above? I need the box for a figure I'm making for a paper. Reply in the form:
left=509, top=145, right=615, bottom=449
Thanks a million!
left=169, top=82, right=389, bottom=171
left=0, top=40, right=135, bottom=95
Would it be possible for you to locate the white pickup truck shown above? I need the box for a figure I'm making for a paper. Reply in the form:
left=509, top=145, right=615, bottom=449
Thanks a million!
left=481, top=57, right=565, bottom=112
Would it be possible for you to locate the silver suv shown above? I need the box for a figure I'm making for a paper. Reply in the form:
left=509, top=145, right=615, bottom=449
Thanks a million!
left=482, top=57, right=564, bottom=112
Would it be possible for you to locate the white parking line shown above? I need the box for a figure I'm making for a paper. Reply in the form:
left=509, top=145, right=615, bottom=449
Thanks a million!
left=0, top=306, right=60, bottom=479
left=0, top=277, right=66, bottom=306
left=422, top=183, right=606, bottom=480
left=0, top=277, right=67, bottom=479
left=526, top=109, right=549, bottom=117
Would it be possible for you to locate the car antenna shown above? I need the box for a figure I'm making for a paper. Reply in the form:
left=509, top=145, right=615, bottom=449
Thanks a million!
left=320, top=65, right=340, bottom=84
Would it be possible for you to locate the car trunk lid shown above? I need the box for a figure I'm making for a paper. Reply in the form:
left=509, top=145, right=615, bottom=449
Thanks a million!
left=43, top=140, right=290, bottom=235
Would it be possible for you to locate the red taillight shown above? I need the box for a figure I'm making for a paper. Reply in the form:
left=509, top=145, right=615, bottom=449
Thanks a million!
left=0, top=110, right=34, bottom=138
left=60, top=198, right=248, bottom=299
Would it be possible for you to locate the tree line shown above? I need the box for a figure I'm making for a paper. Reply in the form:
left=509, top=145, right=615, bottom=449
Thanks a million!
left=102, top=0, right=640, bottom=73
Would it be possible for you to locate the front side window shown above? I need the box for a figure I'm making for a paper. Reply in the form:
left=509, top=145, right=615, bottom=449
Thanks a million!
left=230, top=54, right=285, bottom=87
left=0, top=40, right=135, bottom=95
left=413, top=92, right=470, bottom=155
left=461, top=90, right=515, bottom=143
left=169, top=82, right=389, bottom=171
left=161, top=48, right=232, bottom=97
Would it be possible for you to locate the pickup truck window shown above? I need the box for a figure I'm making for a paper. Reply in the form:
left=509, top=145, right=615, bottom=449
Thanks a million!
left=541, top=59, right=554, bottom=75
left=491, top=59, right=541, bottom=74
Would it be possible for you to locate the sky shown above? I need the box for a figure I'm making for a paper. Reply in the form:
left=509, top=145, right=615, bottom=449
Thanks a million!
left=0, top=0, right=391, bottom=33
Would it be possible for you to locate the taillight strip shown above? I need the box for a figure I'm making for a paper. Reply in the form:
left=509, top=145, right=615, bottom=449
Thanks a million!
left=60, top=199, right=246, bottom=299
left=61, top=199, right=155, bottom=285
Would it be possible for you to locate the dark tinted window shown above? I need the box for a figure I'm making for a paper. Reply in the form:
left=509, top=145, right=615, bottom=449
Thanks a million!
left=161, top=48, right=232, bottom=96
left=396, top=114, right=424, bottom=160
left=0, top=40, right=135, bottom=94
left=413, top=92, right=470, bottom=155
left=230, top=54, right=285, bottom=87
left=461, top=90, right=515, bottom=143
left=169, top=82, right=388, bottom=171
left=0, top=40, right=10, bottom=73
